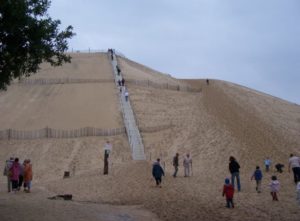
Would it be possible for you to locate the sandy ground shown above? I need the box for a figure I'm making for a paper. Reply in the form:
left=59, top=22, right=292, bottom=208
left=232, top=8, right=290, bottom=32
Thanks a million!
left=1, top=53, right=300, bottom=221
left=117, top=57, right=189, bottom=87
left=0, top=53, right=121, bottom=130
left=30, top=53, right=113, bottom=80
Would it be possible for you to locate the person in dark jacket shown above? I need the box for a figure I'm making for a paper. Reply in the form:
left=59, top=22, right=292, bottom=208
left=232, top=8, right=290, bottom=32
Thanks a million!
left=116, top=65, right=121, bottom=75
left=152, top=158, right=164, bottom=187
left=229, top=156, right=241, bottom=191
left=173, top=153, right=179, bottom=177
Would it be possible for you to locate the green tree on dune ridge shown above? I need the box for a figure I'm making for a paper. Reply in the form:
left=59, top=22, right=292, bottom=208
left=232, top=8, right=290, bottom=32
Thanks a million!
left=0, top=0, right=75, bottom=89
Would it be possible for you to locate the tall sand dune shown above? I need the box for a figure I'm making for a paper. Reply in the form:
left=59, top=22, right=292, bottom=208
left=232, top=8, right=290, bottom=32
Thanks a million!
left=0, top=53, right=299, bottom=221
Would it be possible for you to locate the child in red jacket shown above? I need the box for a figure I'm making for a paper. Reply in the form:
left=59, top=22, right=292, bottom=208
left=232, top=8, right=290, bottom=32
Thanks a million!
left=223, top=178, right=235, bottom=208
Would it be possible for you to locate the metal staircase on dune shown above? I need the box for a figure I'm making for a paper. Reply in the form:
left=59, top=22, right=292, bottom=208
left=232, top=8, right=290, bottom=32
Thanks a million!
left=108, top=50, right=146, bottom=160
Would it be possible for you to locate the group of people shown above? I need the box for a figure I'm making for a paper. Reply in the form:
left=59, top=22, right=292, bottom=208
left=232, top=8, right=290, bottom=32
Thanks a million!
left=151, top=153, right=193, bottom=188
left=117, top=78, right=125, bottom=87
left=224, top=154, right=300, bottom=208
left=109, top=56, right=129, bottom=101
left=117, top=78, right=129, bottom=101
left=3, top=157, right=33, bottom=193
left=172, top=153, right=193, bottom=178
left=152, top=153, right=300, bottom=208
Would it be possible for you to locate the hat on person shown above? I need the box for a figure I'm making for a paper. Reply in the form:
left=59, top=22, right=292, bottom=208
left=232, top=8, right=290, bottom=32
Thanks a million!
left=225, top=178, right=230, bottom=184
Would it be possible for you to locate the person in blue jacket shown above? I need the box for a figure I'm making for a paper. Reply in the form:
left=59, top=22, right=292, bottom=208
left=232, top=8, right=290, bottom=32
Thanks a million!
left=251, top=166, right=263, bottom=193
left=152, top=158, right=165, bottom=187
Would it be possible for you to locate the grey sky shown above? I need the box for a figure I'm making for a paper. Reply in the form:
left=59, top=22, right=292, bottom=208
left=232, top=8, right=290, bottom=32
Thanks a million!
left=49, top=0, right=300, bottom=104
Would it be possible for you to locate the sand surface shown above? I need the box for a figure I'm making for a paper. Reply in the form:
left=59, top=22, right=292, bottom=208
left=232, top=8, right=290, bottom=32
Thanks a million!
left=0, top=53, right=121, bottom=130
left=1, top=53, right=300, bottom=221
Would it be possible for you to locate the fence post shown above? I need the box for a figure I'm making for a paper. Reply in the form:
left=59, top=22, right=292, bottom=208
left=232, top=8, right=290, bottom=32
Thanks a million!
left=46, top=126, right=49, bottom=138
left=8, top=129, right=11, bottom=140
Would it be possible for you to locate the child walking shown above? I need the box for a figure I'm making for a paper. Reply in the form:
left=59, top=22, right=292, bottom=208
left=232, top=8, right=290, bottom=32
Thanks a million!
left=269, top=176, right=280, bottom=201
left=251, top=166, right=263, bottom=193
left=264, top=157, right=271, bottom=172
left=222, top=178, right=234, bottom=208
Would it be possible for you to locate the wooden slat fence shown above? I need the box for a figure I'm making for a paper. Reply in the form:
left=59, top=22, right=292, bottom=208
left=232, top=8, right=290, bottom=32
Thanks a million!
left=126, top=79, right=201, bottom=93
left=139, top=124, right=173, bottom=133
left=19, top=78, right=114, bottom=85
left=0, top=127, right=126, bottom=140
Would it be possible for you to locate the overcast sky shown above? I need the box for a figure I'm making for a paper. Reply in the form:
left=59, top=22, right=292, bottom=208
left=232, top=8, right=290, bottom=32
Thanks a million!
left=49, top=0, right=300, bottom=104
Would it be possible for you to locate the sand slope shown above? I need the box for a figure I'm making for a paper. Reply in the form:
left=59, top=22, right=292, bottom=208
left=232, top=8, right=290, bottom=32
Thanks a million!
left=0, top=53, right=121, bottom=130
left=1, top=53, right=300, bottom=221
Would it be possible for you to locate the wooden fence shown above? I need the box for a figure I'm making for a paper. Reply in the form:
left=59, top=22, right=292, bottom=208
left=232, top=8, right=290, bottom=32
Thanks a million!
left=0, top=127, right=126, bottom=140
left=19, top=78, right=114, bottom=85
left=139, top=124, right=173, bottom=133
left=0, top=125, right=174, bottom=140
left=126, top=79, right=201, bottom=93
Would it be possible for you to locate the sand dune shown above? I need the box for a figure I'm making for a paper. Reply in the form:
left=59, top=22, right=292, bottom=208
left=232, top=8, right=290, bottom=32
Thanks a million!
left=0, top=53, right=121, bottom=130
left=1, top=53, right=300, bottom=221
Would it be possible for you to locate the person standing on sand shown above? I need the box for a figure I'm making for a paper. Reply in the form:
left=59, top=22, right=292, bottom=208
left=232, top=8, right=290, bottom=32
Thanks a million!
left=288, top=154, right=300, bottom=184
left=10, top=158, right=20, bottom=193
left=18, top=160, right=25, bottom=191
left=3, top=157, right=14, bottom=192
left=296, top=181, right=300, bottom=205
left=229, top=156, right=241, bottom=191
left=251, top=166, right=263, bottom=193
left=183, top=154, right=192, bottom=177
left=222, top=178, right=234, bottom=208
left=269, top=175, right=280, bottom=201
left=103, top=141, right=112, bottom=175
left=173, top=153, right=179, bottom=177
left=24, top=159, right=33, bottom=193
left=152, top=158, right=164, bottom=187
left=264, top=157, right=271, bottom=172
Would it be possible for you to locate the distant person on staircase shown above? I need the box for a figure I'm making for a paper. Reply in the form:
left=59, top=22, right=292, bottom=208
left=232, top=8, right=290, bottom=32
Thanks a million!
left=152, top=158, right=164, bottom=187
left=124, top=89, right=129, bottom=102
left=109, top=49, right=114, bottom=60
left=121, top=78, right=125, bottom=86
left=173, top=153, right=179, bottom=177
left=183, top=154, right=192, bottom=177
left=206, top=79, right=209, bottom=85
left=116, top=65, right=121, bottom=75
left=229, top=156, right=241, bottom=191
